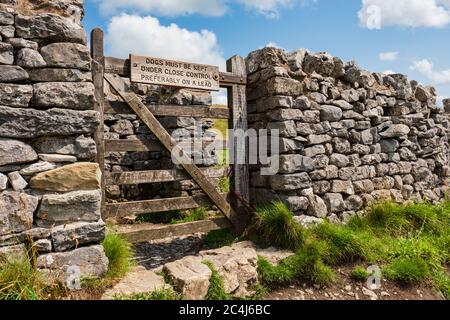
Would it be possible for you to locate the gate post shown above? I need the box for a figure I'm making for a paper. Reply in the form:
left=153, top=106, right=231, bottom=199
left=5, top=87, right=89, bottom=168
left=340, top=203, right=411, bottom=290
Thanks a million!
left=227, top=55, right=250, bottom=233
left=91, top=28, right=106, bottom=217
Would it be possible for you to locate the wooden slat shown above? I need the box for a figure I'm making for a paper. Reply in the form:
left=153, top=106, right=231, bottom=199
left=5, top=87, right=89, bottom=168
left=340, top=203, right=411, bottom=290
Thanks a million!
left=104, top=57, right=247, bottom=86
left=90, top=28, right=106, bottom=216
left=116, top=218, right=231, bottom=243
left=105, top=167, right=229, bottom=185
left=104, top=100, right=229, bottom=118
left=104, top=73, right=233, bottom=223
left=227, top=55, right=251, bottom=234
left=105, top=193, right=229, bottom=218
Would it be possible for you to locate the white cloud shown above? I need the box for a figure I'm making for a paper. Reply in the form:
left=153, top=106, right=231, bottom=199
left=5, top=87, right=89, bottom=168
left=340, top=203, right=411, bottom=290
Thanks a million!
left=410, top=59, right=450, bottom=85
left=382, top=70, right=396, bottom=75
left=379, top=51, right=398, bottom=61
left=106, top=14, right=226, bottom=69
left=96, top=0, right=304, bottom=18
left=212, top=89, right=228, bottom=105
left=265, top=42, right=281, bottom=48
left=358, top=0, right=450, bottom=29
left=235, top=0, right=294, bottom=18
left=96, top=0, right=228, bottom=16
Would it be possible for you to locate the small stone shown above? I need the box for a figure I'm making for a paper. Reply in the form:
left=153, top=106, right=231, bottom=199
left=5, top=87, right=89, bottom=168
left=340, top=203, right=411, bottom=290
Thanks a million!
left=16, top=48, right=47, bottom=68
left=7, top=38, right=39, bottom=50
left=318, top=105, right=343, bottom=122
left=0, top=42, right=13, bottom=65
left=380, top=124, right=410, bottom=138
left=163, top=256, right=212, bottom=300
left=270, top=173, right=312, bottom=191
left=0, top=139, right=38, bottom=166
left=0, top=65, right=29, bottom=82
left=0, top=244, right=27, bottom=262
left=294, top=215, right=324, bottom=228
left=0, top=191, right=38, bottom=236
left=362, top=287, right=378, bottom=300
left=33, top=136, right=97, bottom=160
left=266, top=77, right=303, bottom=96
left=0, top=173, right=7, bottom=190
left=330, top=154, right=349, bottom=168
left=267, top=121, right=297, bottom=138
left=0, top=84, right=33, bottom=107
left=36, top=189, right=102, bottom=227
left=19, top=161, right=57, bottom=176
left=38, top=154, right=77, bottom=163
left=331, top=180, right=354, bottom=195
left=34, top=239, right=52, bottom=253
left=7, top=171, right=28, bottom=191
left=28, top=68, right=92, bottom=82
left=323, top=193, right=346, bottom=212
left=0, top=11, right=14, bottom=25
left=51, top=221, right=106, bottom=252
left=37, top=245, right=109, bottom=285
left=41, top=42, right=90, bottom=71
left=307, top=195, right=328, bottom=218
left=30, top=163, right=101, bottom=192
left=279, top=155, right=314, bottom=173
left=33, top=82, right=95, bottom=110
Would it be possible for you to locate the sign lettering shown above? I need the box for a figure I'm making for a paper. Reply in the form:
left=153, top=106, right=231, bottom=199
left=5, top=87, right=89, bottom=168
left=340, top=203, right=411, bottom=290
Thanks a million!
left=130, top=55, right=220, bottom=91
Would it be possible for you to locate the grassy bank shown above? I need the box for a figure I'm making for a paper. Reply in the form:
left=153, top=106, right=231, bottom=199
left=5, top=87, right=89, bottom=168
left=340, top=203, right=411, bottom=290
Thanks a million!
left=253, top=201, right=450, bottom=299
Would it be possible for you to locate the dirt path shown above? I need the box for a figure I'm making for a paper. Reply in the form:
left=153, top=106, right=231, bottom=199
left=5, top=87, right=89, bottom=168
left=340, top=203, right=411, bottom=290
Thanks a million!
left=265, top=264, right=444, bottom=301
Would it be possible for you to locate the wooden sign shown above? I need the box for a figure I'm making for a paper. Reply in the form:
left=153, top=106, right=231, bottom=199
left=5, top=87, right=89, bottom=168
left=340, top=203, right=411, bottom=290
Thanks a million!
left=130, top=55, right=220, bottom=91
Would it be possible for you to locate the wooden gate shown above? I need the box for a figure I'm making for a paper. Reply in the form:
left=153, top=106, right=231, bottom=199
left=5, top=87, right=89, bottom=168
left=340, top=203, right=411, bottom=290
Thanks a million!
left=90, top=29, right=250, bottom=242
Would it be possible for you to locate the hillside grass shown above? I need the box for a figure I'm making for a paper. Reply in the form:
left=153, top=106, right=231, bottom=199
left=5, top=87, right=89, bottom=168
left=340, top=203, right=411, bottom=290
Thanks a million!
left=254, top=200, right=450, bottom=299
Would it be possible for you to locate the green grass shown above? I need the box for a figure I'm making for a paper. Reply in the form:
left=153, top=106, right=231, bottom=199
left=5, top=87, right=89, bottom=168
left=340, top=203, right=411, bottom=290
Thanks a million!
left=254, top=200, right=450, bottom=299
left=218, top=176, right=230, bottom=193
left=203, top=261, right=230, bottom=300
left=114, top=287, right=181, bottom=300
left=136, top=208, right=208, bottom=225
left=204, top=228, right=237, bottom=249
left=102, top=233, right=134, bottom=279
left=0, top=255, right=43, bottom=300
left=251, top=202, right=305, bottom=251
left=170, top=208, right=208, bottom=224
left=215, top=149, right=229, bottom=167
left=211, top=118, right=228, bottom=140
left=351, top=266, right=370, bottom=282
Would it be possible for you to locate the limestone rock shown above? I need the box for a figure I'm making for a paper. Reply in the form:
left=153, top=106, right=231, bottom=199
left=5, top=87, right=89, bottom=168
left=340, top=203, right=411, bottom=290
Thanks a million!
left=0, top=42, right=13, bottom=65
left=306, top=195, right=328, bottom=218
left=270, top=173, right=311, bottom=191
left=0, top=84, right=33, bottom=107
left=16, top=48, right=47, bottom=68
left=294, top=215, right=324, bottom=228
left=33, top=82, right=95, bottom=109
left=0, top=107, right=100, bottom=138
left=19, top=161, right=57, bottom=176
left=7, top=171, right=27, bottom=191
left=266, top=77, right=303, bottom=96
left=15, top=14, right=86, bottom=44
left=38, top=154, right=77, bottom=163
left=267, top=120, right=297, bottom=138
left=7, top=38, right=39, bottom=50
left=0, top=65, right=29, bottom=82
left=0, top=139, right=38, bottom=166
left=33, top=135, right=97, bottom=160
left=0, top=173, right=7, bottom=190
left=281, top=196, right=309, bottom=211
left=318, top=105, right=343, bottom=122
left=102, top=267, right=167, bottom=300
left=0, top=191, right=38, bottom=236
left=36, top=189, right=102, bottom=227
left=37, top=245, right=109, bottom=285
left=30, top=163, right=101, bottom=192
left=380, top=124, right=410, bottom=138
left=28, top=68, right=92, bottom=82
left=323, top=193, right=346, bottom=212
left=34, top=239, right=52, bottom=253
left=279, top=155, right=314, bottom=173
left=41, top=43, right=90, bottom=71
left=0, top=11, right=14, bottom=25
left=331, top=180, right=355, bottom=195
left=199, top=244, right=258, bottom=298
left=163, top=256, right=212, bottom=300
left=51, top=221, right=105, bottom=252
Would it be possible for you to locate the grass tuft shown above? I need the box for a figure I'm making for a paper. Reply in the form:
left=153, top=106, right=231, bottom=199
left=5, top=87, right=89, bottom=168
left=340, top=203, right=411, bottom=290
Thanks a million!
left=114, top=287, right=181, bottom=300
left=0, top=255, right=42, bottom=300
left=251, top=202, right=305, bottom=251
left=170, top=208, right=208, bottom=225
left=204, top=229, right=237, bottom=249
left=384, top=257, right=429, bottom=285
left=351, top=266, right=370, bottom=282
left=102, top=233, right=134, bottom=279
left=203, top=261, right=230, bottom=300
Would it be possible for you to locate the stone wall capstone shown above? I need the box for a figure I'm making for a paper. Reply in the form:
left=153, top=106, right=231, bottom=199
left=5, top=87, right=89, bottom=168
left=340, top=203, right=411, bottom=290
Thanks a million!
left=0, top=0, right=108, bottom=285
left=246, top=47, right=450, bottom=224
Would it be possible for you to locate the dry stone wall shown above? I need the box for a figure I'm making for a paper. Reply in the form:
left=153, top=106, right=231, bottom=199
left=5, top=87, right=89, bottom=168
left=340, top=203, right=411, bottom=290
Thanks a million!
left=246, top=47, right=450, bottom=223
left=0, top=0, right=107, bottom=283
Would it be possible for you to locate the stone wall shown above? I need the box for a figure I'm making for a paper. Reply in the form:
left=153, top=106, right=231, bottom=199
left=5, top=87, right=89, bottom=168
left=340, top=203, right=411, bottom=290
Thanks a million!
left=0, top=0, right=107, bottom=283
left=246, top=47, right=450, bottom=223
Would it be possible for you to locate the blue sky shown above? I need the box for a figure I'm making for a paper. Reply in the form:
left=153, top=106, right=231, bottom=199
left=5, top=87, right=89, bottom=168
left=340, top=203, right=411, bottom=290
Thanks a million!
left=82, top=0, right=450, bottom=103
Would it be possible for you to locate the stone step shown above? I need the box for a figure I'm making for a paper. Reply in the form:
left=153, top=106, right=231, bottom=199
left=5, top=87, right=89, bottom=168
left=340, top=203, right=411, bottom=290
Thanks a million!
left=102, top=266, right=167, bottom=300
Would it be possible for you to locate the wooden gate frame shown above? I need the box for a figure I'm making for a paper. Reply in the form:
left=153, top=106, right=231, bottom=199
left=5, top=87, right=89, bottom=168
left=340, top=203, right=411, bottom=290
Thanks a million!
left=90, top=28, right=250, bottom=237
